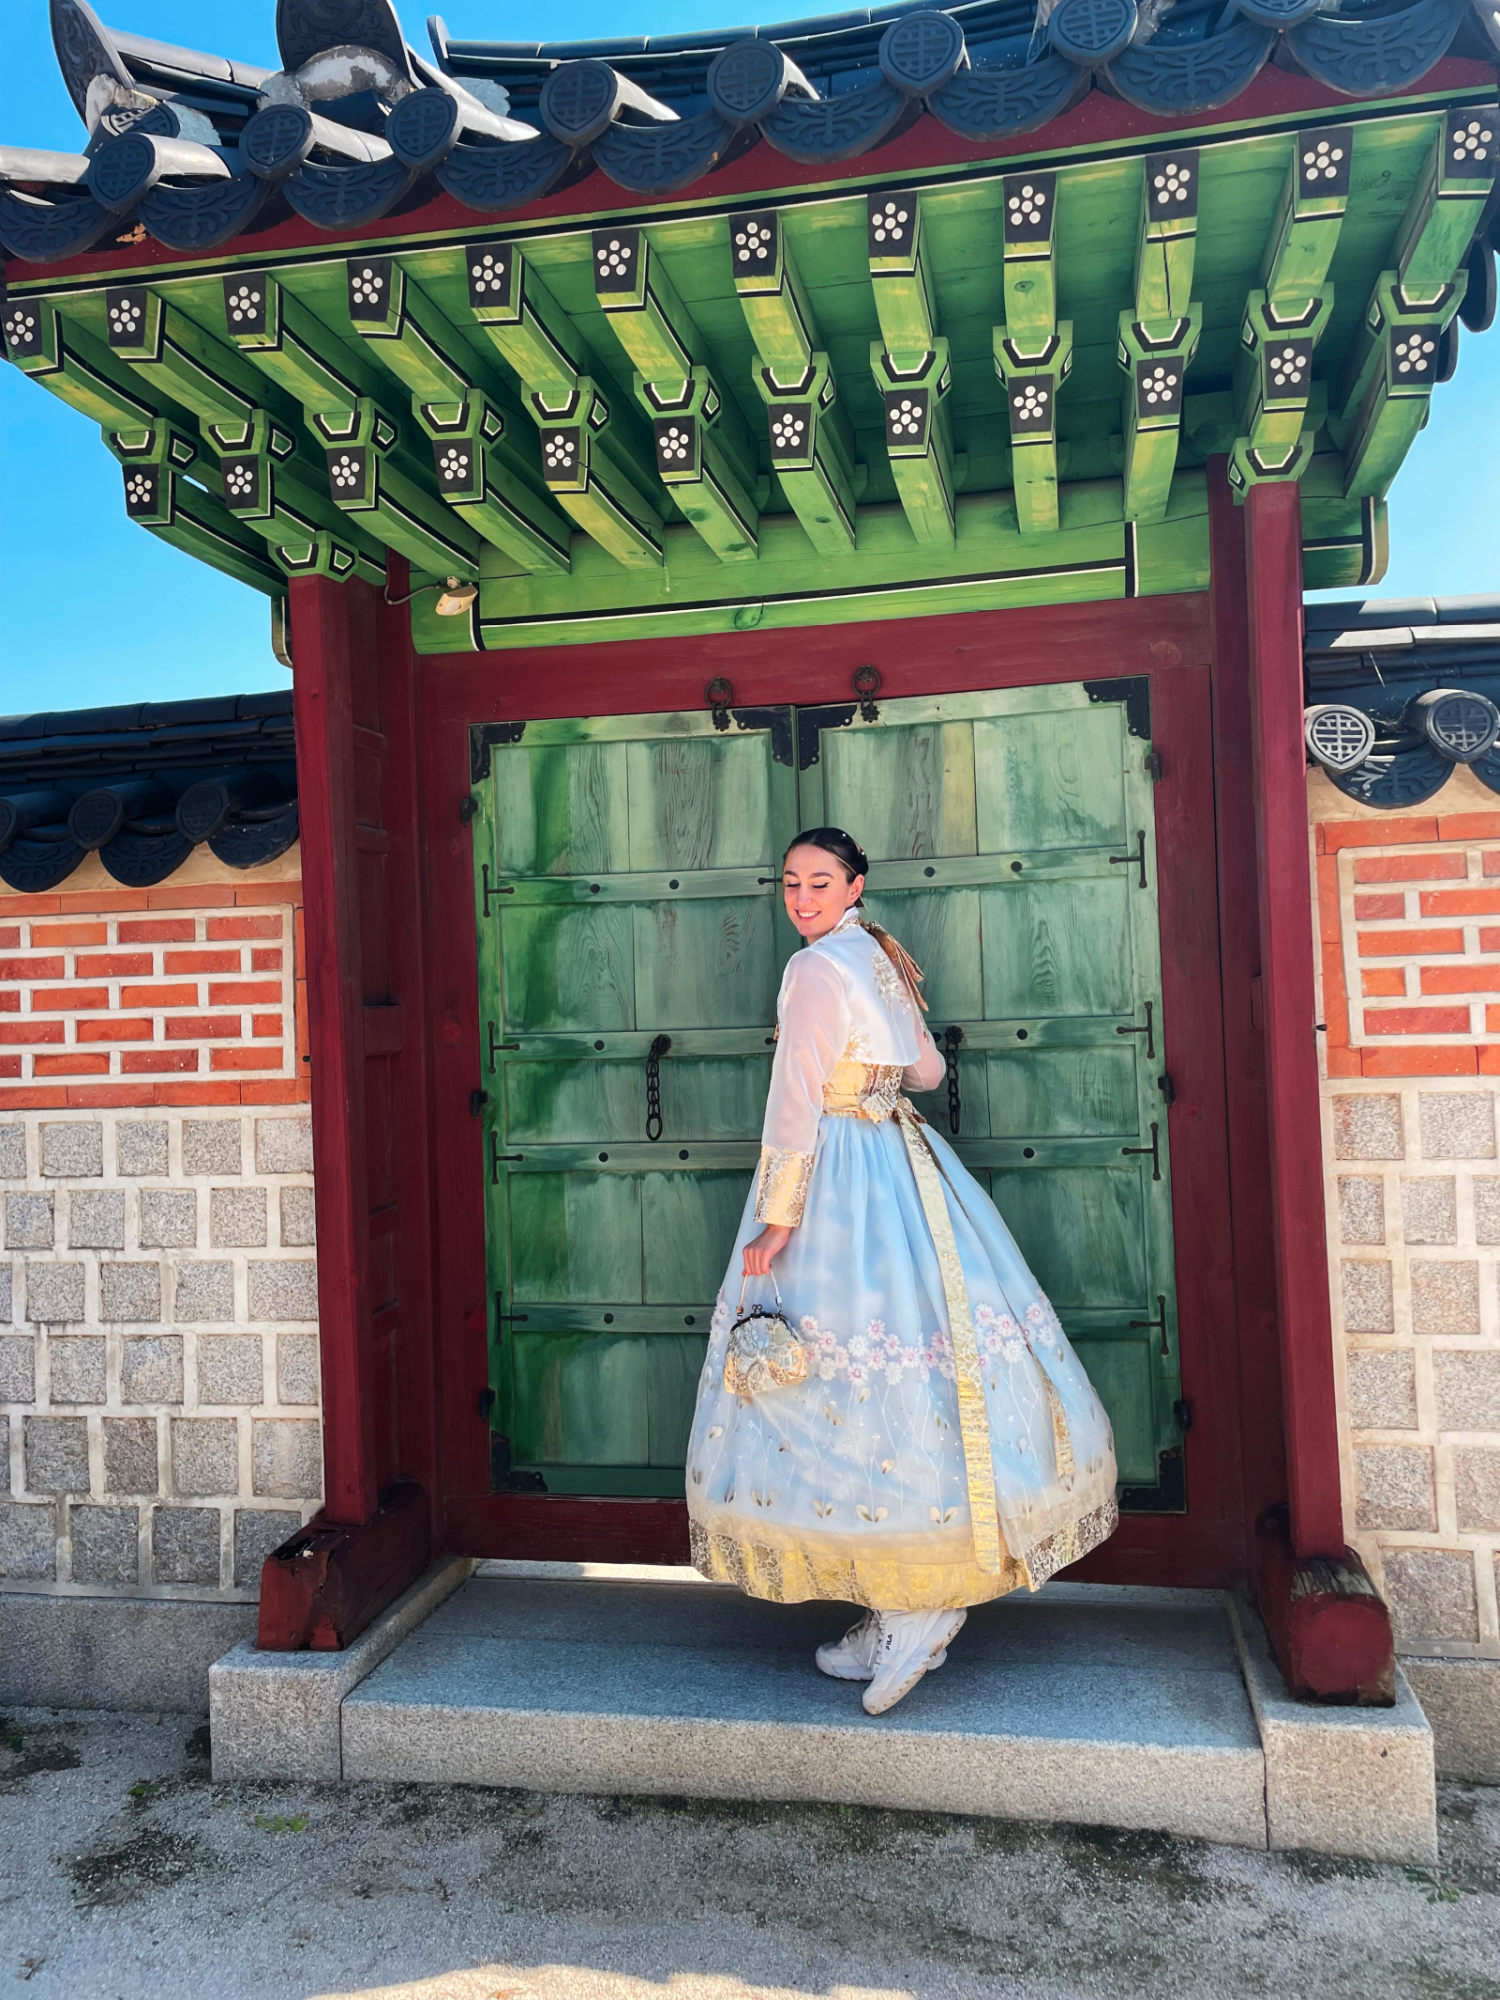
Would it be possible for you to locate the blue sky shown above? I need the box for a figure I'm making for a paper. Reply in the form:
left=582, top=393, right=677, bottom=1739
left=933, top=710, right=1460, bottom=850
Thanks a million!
left=2, top=0, right=1497, bottom=716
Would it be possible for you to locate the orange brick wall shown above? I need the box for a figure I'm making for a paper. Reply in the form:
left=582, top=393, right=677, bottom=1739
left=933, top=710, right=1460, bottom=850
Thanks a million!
left=0, top=885, right=308, bottom=1112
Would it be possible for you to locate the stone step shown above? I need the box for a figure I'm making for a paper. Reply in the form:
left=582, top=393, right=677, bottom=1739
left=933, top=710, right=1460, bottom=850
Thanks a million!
left=211, top=1564, right=1438, bottom=1863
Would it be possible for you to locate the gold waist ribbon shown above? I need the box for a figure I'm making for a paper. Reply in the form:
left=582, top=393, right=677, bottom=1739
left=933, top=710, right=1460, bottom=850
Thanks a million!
left=884, top=1098, right=1075, bottom=1579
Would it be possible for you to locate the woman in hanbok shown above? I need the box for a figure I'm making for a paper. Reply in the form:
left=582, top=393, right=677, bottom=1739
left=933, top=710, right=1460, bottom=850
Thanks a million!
left=687, top=828, right=1118, bottom=1714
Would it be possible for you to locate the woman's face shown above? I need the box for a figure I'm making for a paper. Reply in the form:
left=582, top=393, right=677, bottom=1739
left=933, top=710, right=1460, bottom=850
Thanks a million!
left=782, top=843, right=866, bottom=942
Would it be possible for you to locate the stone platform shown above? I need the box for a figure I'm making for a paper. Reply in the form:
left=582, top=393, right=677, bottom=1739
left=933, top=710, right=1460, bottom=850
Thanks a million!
left=210, top=1563, right=1438, bottom=1863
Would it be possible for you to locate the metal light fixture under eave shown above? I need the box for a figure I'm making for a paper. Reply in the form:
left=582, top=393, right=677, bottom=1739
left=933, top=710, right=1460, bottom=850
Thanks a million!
left=435, top=575, right=478, bottom=617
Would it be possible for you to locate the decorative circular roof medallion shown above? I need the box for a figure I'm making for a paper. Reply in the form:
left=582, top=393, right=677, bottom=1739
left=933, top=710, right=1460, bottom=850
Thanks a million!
left=1047, top=0, right=1138, bottom=65
left=88, top=133, right=157, bottom=212
left=388, top=87, right=461, bottom=168
left=879, top=11, right=967, bottom=96
left=539, top=60, right=619, bottom=146
left=707, top=40, right=788, bottom=125
left=240, top=103, right=315, bottom=178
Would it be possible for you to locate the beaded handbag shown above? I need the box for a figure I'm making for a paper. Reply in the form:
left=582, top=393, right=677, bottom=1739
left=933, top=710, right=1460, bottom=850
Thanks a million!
left=724, top=1274, right=809, bottom=1400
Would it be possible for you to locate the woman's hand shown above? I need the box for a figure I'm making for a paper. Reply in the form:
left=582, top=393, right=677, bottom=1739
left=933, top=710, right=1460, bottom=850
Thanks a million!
left=742, top=1224, right=791, bottom=1276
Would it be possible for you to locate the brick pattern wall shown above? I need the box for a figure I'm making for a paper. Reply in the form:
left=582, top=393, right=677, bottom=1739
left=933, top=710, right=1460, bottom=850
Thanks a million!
left=1317, top=789, right=1500, bottom=1658
left=0, top=887, right=307, bottom=1109
left=0, top=887, right=322, bottom=1600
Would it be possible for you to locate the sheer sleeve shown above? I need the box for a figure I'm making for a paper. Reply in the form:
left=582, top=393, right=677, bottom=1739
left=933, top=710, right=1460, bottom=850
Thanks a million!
left=902, top=1021, right=946, bottom=1094
left=755, top=948, right=850, bottom=1226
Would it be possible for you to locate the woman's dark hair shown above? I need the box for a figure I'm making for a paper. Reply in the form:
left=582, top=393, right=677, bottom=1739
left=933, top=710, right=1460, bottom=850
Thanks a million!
left=784, top=826, right=870, bottom=893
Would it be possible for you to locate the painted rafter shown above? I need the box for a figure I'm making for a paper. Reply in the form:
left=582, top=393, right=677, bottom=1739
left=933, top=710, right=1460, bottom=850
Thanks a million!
left=992, top=171, right=1072, bottom=538
left=0, top=295, right=299, bottom=593
left=866, top=192, right=956, bottom=549
left=592, top=226, right=759, bottom=564
left=212, top=272, right=481, bottom=582
left=460, top=240, right=664, bottom=569
left=1228, top=127, right=1349, bottom=498
left=729, top=207, right=858, bottom=557
left=1332, top=107, right=1499, bottom=503
left=1117, top=152, right=1201, bottom=526
left=341, top=255, right=573, bottom=575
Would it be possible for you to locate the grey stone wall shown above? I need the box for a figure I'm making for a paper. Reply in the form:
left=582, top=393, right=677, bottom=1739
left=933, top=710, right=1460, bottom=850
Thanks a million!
left=1327, top=1085, right=1500, bottom=1660
left=0, top=1111, right=321, bottom=1598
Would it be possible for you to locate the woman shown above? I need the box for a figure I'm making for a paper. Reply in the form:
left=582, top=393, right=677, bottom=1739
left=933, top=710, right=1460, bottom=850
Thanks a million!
left=687, top=827, right=1118, bottom=1715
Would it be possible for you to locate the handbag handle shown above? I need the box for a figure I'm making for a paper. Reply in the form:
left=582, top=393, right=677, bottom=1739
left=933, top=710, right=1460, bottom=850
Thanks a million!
left=735, top=1270, right=783, bottom=1317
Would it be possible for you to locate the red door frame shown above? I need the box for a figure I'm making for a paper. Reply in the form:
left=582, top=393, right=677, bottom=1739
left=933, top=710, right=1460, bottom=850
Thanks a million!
left=416, top=587, right=1254, bottom=1587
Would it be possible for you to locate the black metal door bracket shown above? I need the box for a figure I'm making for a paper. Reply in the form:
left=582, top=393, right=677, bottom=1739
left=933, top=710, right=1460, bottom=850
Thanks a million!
left=1109, top=830, right=1148, bottom=888
left=482, top=864, right=515, bottom=916
left=645, top=1034, right=672, bottom=1141
left=487, top=1023, right=518, bottom=1073
left=491, top=1137, right=522, bottom=1183
left=1121, top=1122, right=1161, bottom=1181
left=1128, top=1293, right=1170, bottom=1356
left=1115, top=1000, right=1155, bottom=1060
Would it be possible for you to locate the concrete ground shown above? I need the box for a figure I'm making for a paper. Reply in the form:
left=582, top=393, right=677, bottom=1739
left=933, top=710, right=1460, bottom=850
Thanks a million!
left=1, top=1709, right=1498, bottom=2000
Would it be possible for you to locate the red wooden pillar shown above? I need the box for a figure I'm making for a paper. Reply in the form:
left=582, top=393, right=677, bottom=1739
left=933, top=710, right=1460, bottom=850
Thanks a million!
left=1238, top=478, right=1395, bottom=1701
left=255, top=567, right=436, bottom=1649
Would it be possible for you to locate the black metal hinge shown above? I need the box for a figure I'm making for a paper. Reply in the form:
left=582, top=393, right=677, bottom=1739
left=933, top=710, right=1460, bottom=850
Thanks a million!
left=1115, top=1000, right=1155, bottom=1060
left=1157, top=1072, right=1175, bottom=1107
left=1109, top=829, right=1148, bottom=889
left=487, top=1023, right=518, bottom=1073
left=1128, top=1293, right=1170, bottom=1357
left=1174, top=1397, right=1193, bottom=1433
left=1121, top=1122, right=1161, bottom=1182
left=481, top=864, right=515, bottom=917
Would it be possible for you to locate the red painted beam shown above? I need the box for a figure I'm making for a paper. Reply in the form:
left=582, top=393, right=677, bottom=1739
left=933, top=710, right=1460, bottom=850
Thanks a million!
left=1242, top=480, right=1344, bottom=1559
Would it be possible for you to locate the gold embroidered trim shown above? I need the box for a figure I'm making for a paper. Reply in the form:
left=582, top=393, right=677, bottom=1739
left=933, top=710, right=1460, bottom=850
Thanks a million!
left=755, top=1144, right=814, bottom=1226
left=690, top=1520, right=1030, bottom=1611
left=893, top=1099, right=1003, bottom=1576
left=822, top=1057, right=904, bottom=1121
left=1019, top=1496, right=1119, bottom=1588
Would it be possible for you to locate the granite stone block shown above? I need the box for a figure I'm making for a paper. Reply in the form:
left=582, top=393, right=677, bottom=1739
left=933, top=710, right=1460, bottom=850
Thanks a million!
left=1334, top=1096, right=1403, bottom=1160
left=1400, top=1177, right=1456, bottom=1246
left=170, top=1417, right=239, bottom=1497
left=104, top=1417, right=159, bottom=1497
left=0, top=1335, right=35, bottom=1403
left=0, top=1501, right=56, bottom=1580
left=252, top=1418, right=321, bottom=1499
left=0, top=1124, right=25, bottom=1180
left=120, top=1334, right=182, bottom=1405
left=41, top=1120, right=102, bottom=1178
left=1454, top=1448, right=1500, bottom=1531
left=5, top=1193, right=54, bottom=1249
left=198, top=1335, right=264, bottom=1408
left=233, top=1507, right=300, bottom=1587
left=100, top=1261, right=162, bottom=1324
left=49, top=1335, right=105, bottom=1405
left=276, top=1331, right=319, bottom=1406
left=1433, top=1348, right=1500, bottom=1431
left=255, top=1115, right=312, bottom=1176
left=1354, top=1445, right=1435, bottom=1530
left=1340, top=1260, right=1394, bottom=1334
left=1410, top=1259, right=1480, bottom=1335
left=183, top=1120, right=242, bottom=1177
left=1229, top=1599, right=1436, bottom=1864
left=140, top=1189, right=197, bottom=1249
left=210, top=1558, right=473, bottom=1780
left=1473, top=1177, right=1500, bottom=1244
left=116, top=1121, right=168, bottom=1177
left=1346, top=1348, right=1417, bottom=1430
left=26, top=1261, right=84, bottom=1324
left=1383, top=1548, right=1479, bottom=1643
left=248, top=1260, right=318, bottom=1323
left=70, top=1503, right=139, bottom=1584
left=68, top=1189, right=124, bottom=1250
left=0, top=1594, right=254, bottom=1711
left=1419, top=1092, right=1496, bottom=1161
left=172, top=1262, right=234, bottom=1323
left=0, top=1260, right=10, bottom=1321
left=1337, top=1176, right=1385, bottom=1245
left=1402, top=1657, right=1500, bottom=1783
left=210, top=1185, right=267, bottom=1249
left=24, top=1415, right=89, bottom=1494
left=279, top=1185, right=316, bottom=1247
left=152, top=1506, right=222, bottom=1586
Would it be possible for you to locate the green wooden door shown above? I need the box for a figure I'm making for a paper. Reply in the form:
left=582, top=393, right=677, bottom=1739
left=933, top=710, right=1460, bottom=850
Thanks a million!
left=474, top=677, right=1183, bottom=1507
left=473, top=707, right=800, bottom=1495
left=798, top=678, right=1183, bottom=1504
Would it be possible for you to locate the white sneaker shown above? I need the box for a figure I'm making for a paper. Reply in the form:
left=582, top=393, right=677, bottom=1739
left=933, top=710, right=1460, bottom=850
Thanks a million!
left=817, top=1610, right=948, bottom=1682
left=861, top=1608, right=967, bottom=1715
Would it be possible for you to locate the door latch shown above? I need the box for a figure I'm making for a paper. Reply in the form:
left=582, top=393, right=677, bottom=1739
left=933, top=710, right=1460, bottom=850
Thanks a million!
left=645, top=1034, right=672, bottom=1141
